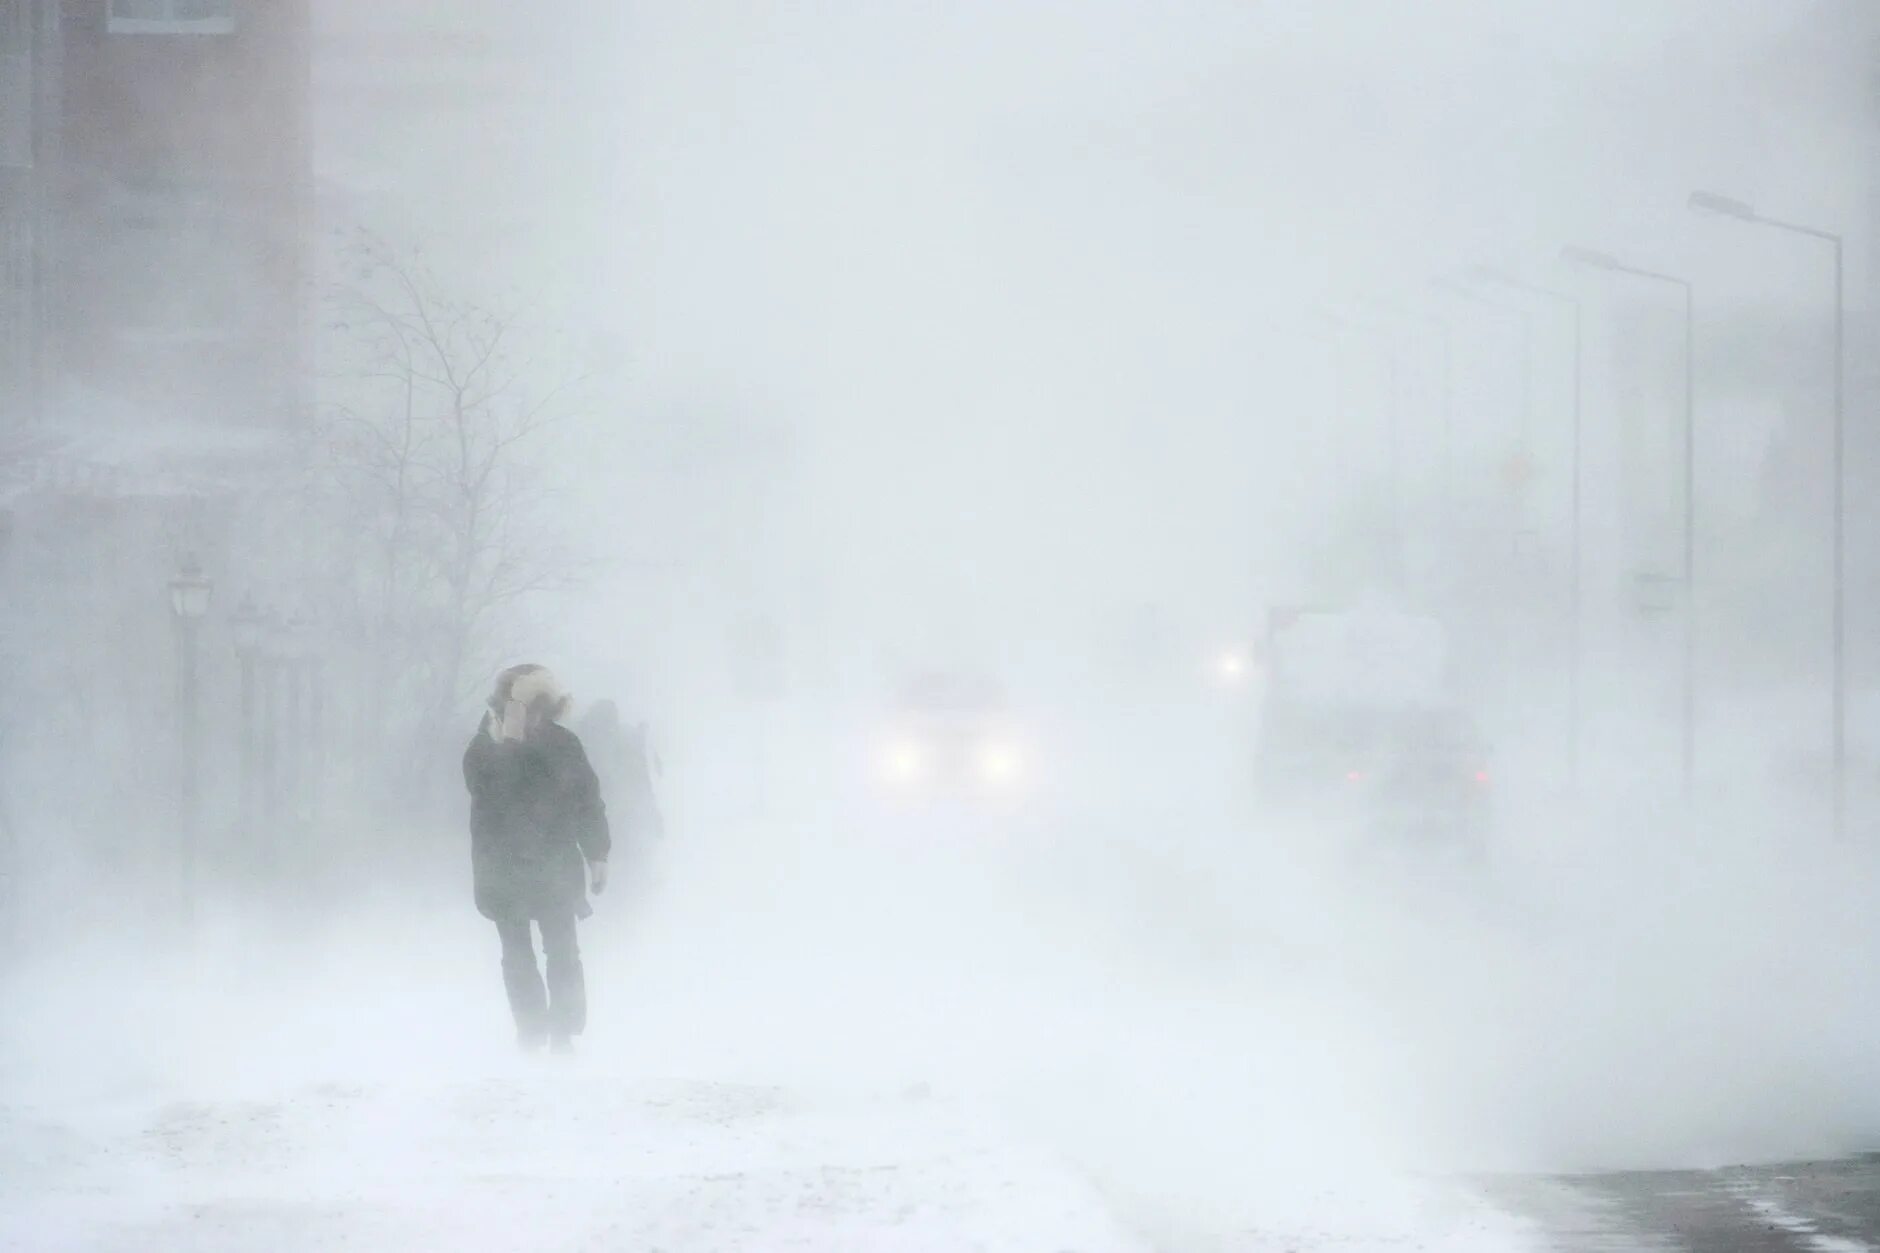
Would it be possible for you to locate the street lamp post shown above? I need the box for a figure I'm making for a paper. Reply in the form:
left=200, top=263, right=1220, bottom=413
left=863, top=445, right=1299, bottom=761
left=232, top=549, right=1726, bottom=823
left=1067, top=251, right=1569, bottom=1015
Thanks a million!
left=280, top=613, right=325, bottom=824
left=256, top=609, right=283, bottom=833
left=1688, top=190, right=1847, bottom=838
left=307, top=634, right=326, bottom=823
left=282, top=614, right=308, bottom=819
left=1562, top=245, right=1697, bottom=807
left=1468, top=268, right=1586, bottom=793
left=231, top=595, right=263, bottom=837
left=167, top=554, right=213, bottom=927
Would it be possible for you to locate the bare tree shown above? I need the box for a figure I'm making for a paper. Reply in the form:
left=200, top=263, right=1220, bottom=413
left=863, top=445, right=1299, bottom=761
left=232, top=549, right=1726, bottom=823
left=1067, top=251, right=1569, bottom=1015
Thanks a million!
left=317, top=232, right=584, bottom=793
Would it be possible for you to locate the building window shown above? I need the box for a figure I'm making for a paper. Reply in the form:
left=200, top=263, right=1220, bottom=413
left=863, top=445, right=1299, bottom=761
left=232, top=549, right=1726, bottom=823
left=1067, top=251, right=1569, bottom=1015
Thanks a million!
left=0, top=1, right=29, bottom=170
left=108, top=0, right=235, bottom=35
left=0, top=0, right=28, bottom=50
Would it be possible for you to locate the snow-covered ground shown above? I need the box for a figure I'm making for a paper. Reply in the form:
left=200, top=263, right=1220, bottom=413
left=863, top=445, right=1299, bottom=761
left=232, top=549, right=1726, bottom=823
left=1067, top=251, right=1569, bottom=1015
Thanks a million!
left=8, top=712, right=1878, bottom=1251
left=2, top=1073, right=1149, bottom=1252
left=0, top=1065, right=1531, bottom=1252
left=0, top=786, right=1541, bottom=1251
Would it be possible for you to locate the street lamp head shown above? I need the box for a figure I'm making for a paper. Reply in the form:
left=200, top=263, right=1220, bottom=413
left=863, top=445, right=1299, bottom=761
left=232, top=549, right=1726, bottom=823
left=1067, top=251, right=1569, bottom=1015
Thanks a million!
left=1560, top=245, right=1626, bottom=272
left=1688, top=189, right=1758, bottom=221
left=168, top=553, right=214, bottom=621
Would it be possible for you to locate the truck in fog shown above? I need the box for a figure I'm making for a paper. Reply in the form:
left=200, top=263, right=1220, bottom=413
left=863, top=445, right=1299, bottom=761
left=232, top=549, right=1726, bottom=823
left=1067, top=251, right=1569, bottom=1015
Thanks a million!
left=1254, top=602, right=1490, bottom=854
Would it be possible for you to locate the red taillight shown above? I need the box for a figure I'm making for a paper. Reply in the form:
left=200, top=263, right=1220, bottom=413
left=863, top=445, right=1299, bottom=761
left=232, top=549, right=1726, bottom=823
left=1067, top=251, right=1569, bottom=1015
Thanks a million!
left=1472, top=770, right=1490, bottom=785
left=1345, top=769, right=1365, bottom=783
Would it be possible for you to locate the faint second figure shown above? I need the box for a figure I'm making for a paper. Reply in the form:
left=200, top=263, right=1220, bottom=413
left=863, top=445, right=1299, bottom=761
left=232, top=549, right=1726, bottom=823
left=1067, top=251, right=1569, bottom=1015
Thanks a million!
left=577, top=698, right=665, bottom=853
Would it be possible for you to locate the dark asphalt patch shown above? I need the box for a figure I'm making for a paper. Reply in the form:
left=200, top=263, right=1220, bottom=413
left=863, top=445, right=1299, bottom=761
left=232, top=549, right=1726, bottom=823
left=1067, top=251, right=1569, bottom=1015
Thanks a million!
left=1483, top=1156, right=1880, bottom=1252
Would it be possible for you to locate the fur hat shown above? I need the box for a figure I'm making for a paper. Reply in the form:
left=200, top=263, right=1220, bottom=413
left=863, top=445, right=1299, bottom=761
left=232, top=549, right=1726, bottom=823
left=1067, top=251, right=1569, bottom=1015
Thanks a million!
left=487, top=663, right=571, bottom=742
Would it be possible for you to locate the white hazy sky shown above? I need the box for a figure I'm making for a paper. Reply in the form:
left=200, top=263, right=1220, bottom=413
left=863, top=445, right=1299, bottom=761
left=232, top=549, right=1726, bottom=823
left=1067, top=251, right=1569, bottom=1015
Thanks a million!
left=314, top=1, right=1874, bottom=659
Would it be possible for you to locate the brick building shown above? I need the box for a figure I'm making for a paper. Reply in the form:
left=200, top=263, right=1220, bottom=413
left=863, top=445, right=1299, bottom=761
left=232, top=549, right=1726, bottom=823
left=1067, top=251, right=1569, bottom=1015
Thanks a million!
left=51, top=0, right=308, bottom=435
left=0, top=1, right=312, bottom=916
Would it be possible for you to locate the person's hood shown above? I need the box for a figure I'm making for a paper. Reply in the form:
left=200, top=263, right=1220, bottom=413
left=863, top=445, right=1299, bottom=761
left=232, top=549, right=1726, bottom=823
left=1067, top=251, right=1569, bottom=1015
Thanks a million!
left=487, top=664, right=570, bottom=743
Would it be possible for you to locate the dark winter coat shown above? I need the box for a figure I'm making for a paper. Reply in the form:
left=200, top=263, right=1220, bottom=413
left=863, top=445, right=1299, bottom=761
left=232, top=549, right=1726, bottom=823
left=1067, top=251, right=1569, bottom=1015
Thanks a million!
left=463, top=721, right=611, bottom=922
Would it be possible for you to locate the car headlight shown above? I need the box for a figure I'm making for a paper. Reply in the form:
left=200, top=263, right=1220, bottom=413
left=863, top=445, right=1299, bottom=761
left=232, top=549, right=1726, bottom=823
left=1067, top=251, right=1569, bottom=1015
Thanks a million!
left=1214, top=649, right=1252, bottom=685
left=882, top=740, right=927, bottom=782
left=978, top=743, right=1021, bottom=783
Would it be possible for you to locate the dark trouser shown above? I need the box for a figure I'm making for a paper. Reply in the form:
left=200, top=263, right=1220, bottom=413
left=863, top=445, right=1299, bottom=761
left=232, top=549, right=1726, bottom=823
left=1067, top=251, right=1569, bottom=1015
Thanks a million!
left=494, top=915, right=585, bottom=1042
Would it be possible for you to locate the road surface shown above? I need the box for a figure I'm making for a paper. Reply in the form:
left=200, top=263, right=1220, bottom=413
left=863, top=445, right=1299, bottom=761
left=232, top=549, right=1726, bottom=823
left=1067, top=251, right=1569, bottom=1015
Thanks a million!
left=1492, top=1158, right=1880, bottom=1251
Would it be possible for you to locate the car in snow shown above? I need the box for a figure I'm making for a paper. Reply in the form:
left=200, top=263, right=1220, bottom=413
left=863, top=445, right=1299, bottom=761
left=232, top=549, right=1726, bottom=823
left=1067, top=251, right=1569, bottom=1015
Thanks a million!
left=872, top=671, right=1032, bottom=806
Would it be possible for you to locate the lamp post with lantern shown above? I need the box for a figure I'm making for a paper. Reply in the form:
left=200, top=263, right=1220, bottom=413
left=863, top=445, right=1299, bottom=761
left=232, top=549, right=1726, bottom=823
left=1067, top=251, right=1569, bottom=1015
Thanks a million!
left=296, top=616, right=326, bottom=822
left=282, top=614, right=308, bottom=815
left=258, top=608, right=284, bottom=829
left=167, top=554, right=213, bottom=926
left=230, top=594, right=264, bottom=836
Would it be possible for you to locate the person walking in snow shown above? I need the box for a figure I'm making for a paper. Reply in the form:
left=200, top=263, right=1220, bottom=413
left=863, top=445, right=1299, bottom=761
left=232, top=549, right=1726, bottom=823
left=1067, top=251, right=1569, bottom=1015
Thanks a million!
left=576, top=698, right=664, bottom=852
left=463, top=664, right=611, bottom=1053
